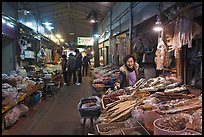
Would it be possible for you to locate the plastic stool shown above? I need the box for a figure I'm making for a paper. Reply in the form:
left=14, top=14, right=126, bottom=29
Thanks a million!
left=45, top=82, right=55, bottom=99
left=81, top=117, right=95, bottom=134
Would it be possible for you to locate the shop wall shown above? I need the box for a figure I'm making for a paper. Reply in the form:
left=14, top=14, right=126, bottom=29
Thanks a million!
left=98, top=2, right=175, bottom=35
left=120, top=15, right=129, bottom=32
left=2, top=36, right=16, bottom=73
left=98, top=13, right=110, bottom=35
left=2, top=2, right=18, bottom=19
left=112, top=23, right=120, bottom=35
left=98, top=2, right=175, bottom=65
left=111, top=2, right=130, bottom=24
left=18, top=12, right=38, bottom=32
left=2, top=3, right=18, bottom=73
left=98, top=2, right=130, bottom=35
left=103, top=40, right=110, bottom=65
left=132, top=2, right=157, bottom=26
left=118, top=37, right=125, bottom=65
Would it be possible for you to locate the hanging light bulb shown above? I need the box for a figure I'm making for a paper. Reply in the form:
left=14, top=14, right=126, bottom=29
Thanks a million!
left=90, top=19, right=96, bottom=23
left=89, top=11, right=97, bottom=23
left=153, top=13, right=163, bottom=32
left=90, top=14, right=97, bottom=23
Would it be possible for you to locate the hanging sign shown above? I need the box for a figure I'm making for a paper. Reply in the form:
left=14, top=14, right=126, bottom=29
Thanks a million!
left=116, top=33, right=126, bottom=39
left=99, top=43, right=103, bottom=48
left=77, top=37, right=93, bottom=46
left=104, top=40, right=109, bottom=47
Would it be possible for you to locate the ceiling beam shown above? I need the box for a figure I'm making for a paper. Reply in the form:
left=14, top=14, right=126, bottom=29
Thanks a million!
left=36, top=3, right=78, bottom=15
left=53, top=18, right=91, bottom=27
left=41, top=9, right=86, bottom=20
left=29, top=2, right=61, bottom=9
left=39, top=4, right=104, bottom=19
left=95, top=2, right=115, bottom=8
left=73, top=2, right=110, bottom=15
left=50, top=12, right=85, bottom=21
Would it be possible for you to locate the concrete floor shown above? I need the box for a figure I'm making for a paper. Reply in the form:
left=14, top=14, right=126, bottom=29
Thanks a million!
left=2, top=76, right=97, bottom=135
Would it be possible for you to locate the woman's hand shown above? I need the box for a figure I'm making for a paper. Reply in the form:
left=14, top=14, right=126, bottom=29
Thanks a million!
left=114, top=82, right=120, bottom=90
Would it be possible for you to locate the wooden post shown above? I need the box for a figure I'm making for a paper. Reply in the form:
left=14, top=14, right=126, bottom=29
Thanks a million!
left=183, top=45, right=187, bottom=84
left=175, top=49, right=183, bottom=84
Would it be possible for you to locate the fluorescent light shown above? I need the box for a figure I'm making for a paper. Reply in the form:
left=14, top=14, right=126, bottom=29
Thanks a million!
left=70, top=32, right=75, bottom=35
left=94, top=34, right=100, bottom=38
left=46, top=26, right=54, bottom=31
left=43, top=22, right=52, bottom=26
left=34, top=35, right=41, bottom=40
left=56, top=34, right=62, bottom=38
left=65, top=42, right=69, bottom=46
left=24, top=10, right=30, bottom=15
left=25, top=22, right=32, bottom=28
left=2, top=18, right=6, bottom=23
left=6, top=22, right=14, bottom=28
left=2, top=16, right=10, bottom=20
left=59, top=38, right=64, bottom=42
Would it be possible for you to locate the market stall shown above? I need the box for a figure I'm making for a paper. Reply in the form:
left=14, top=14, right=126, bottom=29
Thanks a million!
left=80, top=64, right=202, bottom=135
left=2, top=70, right=45, bottom=129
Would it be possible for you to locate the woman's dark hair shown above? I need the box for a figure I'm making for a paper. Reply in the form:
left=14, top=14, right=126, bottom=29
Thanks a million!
left=69, top=53, right=73, bottom=56
left=123, top=54, right=136, bottom=64
left=75, top=49, right=79, bottom=54
left=62, top=54, right=67, bottom=58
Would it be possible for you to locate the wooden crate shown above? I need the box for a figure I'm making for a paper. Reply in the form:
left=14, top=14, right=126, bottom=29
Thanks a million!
left=101, top=92, right=124, bottom=110
left=2, top=116, right=5, bottom=131
left=96, top=122, right=125, bottom=135
left=121, top=127, right=150, bottom=135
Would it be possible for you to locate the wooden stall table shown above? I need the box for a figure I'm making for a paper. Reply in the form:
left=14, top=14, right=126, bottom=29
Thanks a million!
left=42, top=73, right=63, bottom=99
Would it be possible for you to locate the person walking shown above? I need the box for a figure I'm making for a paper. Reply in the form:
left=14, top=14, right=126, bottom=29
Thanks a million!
left=66, top=53, right=77, bottom=86
left=82, top=55, right=91, bottom=76
left=74, top=49, right=82, bottom=86
left=61, top=54, right=68, bottom=85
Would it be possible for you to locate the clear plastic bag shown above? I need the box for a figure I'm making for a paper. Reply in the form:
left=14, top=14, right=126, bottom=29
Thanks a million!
left=131, top=106, right=144, bottom=124
left=16, top=104, right=29, bottom=117
left=186, top=111, right=202, bottom=133
left=124, top=117, right=139, bottom=128
left=4, top=107, right=20, bottom=127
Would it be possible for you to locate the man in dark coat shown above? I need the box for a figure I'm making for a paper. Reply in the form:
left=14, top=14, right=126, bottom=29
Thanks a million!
left=67, top=53, right=77, bottom=86
left=75, top=49, right=82, bottom=86
left=82, top=55, right=91, bottom=76
left=61, top=54, right=68, bottom=84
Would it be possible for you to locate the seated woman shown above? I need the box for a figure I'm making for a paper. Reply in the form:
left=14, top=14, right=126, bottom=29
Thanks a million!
left=114, top=54, right=140, bottom=89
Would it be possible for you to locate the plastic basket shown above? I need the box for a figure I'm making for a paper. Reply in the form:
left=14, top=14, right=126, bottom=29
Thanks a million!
left=153, top=117, right=186, bottom=135
left=78, top=96, right=101, bottom=117
left=92, top=84, right=105, bottom=92
left=143, top=109, right=162, bottom=134
left=28, top=91, right=42, bottom=107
